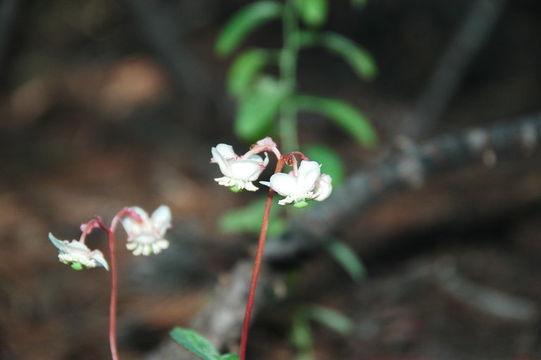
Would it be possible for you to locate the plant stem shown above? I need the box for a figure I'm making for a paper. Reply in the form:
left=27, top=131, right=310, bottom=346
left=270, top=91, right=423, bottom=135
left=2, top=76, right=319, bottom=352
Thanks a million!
left=279, top=0, right=300, bottom=153
left=107, top=228, right=120, bottom=360
left=239, top=159, right=285, bottom=360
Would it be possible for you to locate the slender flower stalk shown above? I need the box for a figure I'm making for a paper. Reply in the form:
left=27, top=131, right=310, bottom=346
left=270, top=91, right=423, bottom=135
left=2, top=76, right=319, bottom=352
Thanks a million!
left=239, top=158, right=285, bottom=360
left=49, top=206, right=170, bottom=360
left=99, top=208, right=134, bottom=360
left=107, top=227, right=119, bottom=360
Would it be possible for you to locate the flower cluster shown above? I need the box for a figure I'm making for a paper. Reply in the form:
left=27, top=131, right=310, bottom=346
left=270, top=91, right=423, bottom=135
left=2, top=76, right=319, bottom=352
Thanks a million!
left=211, top=138, right=333, bottom=207
left=49, top=205, right=172, bottom=270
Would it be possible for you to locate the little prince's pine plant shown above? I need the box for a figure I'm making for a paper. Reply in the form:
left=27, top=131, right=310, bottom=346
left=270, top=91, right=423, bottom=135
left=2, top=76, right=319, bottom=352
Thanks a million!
left=171, top=137, right=332, bottom=360
left=49, top=205, right=172, bottom=360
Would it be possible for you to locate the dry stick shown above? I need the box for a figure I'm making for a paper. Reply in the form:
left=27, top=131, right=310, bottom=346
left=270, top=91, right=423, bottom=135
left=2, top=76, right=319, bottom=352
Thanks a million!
left=267, top=112, right=541, bottom=262
left=148, top=113, right=541, bottom=360
left=405, top=0, right=507, bottom=138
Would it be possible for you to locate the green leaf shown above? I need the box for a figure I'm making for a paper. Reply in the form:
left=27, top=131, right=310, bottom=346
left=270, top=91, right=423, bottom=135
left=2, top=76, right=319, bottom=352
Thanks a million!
left=326, top=240, right=366, bottom=281
left=303, top=145, right=345, bottom=187
left=295, top=95, right=377, bottom=147
left=319, top=32, right=377, bottom=80
left=294, top=0, right=328, bottom=27
left=306, top=305, right=354, bottom=335
left=235, top=77, right=287, bottom=141
left=227, top=49, right=272, bottom=98
left=216, top=1, right=283, bottom=56
left=219, top=198, right=286, bottom=236
left=291, top=311, right=313, bottom=350
left=170, top=327, right=220, bottom=360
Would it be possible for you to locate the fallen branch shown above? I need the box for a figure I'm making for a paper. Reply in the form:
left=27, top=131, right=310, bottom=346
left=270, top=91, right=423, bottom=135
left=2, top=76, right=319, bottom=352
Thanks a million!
left=147, top=112, right=541, bottom=359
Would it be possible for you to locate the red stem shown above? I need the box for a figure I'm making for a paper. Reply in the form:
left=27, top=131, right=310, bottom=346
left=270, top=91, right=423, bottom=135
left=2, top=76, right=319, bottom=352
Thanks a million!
left=108, top=228, right=120, bottom=360
left=239, top=159, right=285, bottom=360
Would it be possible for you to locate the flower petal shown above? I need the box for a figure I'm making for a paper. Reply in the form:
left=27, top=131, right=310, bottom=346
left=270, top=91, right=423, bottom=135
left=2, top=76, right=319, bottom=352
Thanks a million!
left=91, top=250, right=109, bottom=271
left=229, top=159, right=265, bottom=181
left=296, top=161, right=321, bottom=193
left=215, top=143, right=237, bottom=159
left=49, top=233, right=67, bottom=251
left=151, top=205, right=172, bottom=236
left=268, top=173, right=297, bottom=197
left=121, top=217, right=142, bottom=237
left=211, top=146, right=232, bottom=177
left=313, top=174, right=333, bottom=201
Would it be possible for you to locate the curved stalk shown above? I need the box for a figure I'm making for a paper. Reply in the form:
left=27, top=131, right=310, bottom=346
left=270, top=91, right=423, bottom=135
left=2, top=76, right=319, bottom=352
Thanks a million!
left=239, top=158, right=285, bottom=360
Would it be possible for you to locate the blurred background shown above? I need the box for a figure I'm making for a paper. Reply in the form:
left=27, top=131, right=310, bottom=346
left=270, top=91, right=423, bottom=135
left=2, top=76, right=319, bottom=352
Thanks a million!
left=1, top=0, right=541, bottom=359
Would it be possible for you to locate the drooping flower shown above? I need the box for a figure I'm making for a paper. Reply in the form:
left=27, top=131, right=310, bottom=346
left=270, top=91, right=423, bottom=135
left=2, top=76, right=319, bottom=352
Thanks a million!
left=49, top=233, right=109, bottom=270
left=121, top=205, right=171, bottom=256
left=211, top=143, right=268, bottom=192
left=261, top=160, right=332, bottom=207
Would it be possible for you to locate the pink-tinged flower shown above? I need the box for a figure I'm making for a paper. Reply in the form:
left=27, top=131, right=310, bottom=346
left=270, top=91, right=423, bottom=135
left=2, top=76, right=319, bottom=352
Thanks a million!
left=121, top=205, right=171, bottom=256
left=211, top=143, right=268, bottom=192
left=49, top=233, right=109, bottom=270
left=261, top=160, right=332, bottom=207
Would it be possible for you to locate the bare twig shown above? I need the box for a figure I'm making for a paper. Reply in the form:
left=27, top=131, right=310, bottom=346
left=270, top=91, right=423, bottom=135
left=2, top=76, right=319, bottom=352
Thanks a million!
left=148, top=112, right=541, bottom=359
left=405, top=0, right=507, bottom=138
left=433, top=259, right=538, bottom=322
left=267, top=112, right=541, bottom=261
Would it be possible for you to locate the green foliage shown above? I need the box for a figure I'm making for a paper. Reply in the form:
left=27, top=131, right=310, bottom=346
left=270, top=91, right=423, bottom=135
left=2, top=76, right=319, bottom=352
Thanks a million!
left=291, top=305, right=355, bottom=360
left=319, top=32, right=377, bottom=80
left=227, top=49, right=273, bottom=98
left=170, top=327, right=239, bottom=360
left=219, top=198, right=286, bottom=236
left=235, top=77, right=287, bottom=141
left=293, top=0, right=328, bottom=27
left=216, top=1, right=283, bottom=56
left=305, top=305, right=355, bottom=335
left=303, top=145, right=345, bottom=186
left=295, top=95, right=377, bottom=146
left=326, top=240, right=366, bottom=282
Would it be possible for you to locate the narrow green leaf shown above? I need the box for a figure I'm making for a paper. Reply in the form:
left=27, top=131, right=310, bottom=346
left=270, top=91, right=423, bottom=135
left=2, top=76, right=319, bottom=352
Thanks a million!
left=227, top=49, right=272, bottom=98
left=235, top=77, right=287, bottom=141
left=306, top=305, right=355, bottom=335
left=294, top=0, right=328, bottom=27
left=291, top=311, right=313, bottom=350
left=326, top=240, right=366, bottom=281
left=170, top=327, right=220, bottom=360
left=295, top=95, right=377, bottom=147
left=219, top=198, right=286, bottom=236
left=216, top=1, right=283, bottom=56
left=303, top=145, right=345, bottom=187
left=320, top=32, right=377, bottom=80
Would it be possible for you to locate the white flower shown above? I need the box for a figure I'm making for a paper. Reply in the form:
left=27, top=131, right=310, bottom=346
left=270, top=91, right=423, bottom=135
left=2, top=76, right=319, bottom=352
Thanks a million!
left=49, top=233, right=109, bottom=270
left=211, top=143, right=268, bottom=192
left=261, top=160, right=332, bottom=207
left=121, top=205, right=171, bottom=256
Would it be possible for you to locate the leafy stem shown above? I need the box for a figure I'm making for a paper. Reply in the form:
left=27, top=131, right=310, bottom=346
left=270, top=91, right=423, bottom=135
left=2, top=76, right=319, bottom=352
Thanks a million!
left=279, top=0, right=300, bottom=153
